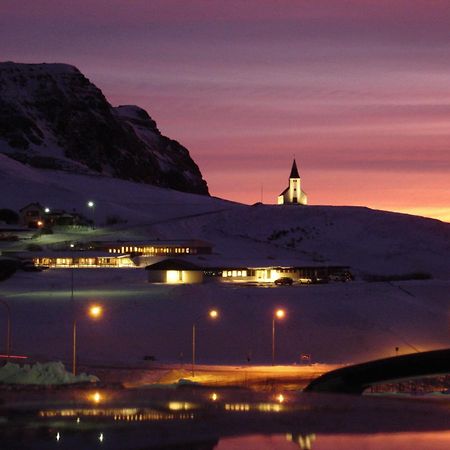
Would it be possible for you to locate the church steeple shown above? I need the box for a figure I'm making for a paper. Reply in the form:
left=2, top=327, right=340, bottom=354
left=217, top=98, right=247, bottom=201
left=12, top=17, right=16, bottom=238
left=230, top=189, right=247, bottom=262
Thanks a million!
left=277, top=158, right=308, bottom=205
left=289, top=159, right=300, bottom=179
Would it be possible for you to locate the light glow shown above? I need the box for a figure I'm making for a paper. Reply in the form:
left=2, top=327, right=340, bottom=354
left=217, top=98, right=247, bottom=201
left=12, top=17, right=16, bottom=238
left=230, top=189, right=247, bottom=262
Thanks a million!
left=89, top=391, right=102, bottom=404
left=275, top=309, right=286, bottom=320
left=209, top=309, right=219, bottom=319
left=88, top=304, right=103, bottom=319
left=166, top=270, right=181, bottom=283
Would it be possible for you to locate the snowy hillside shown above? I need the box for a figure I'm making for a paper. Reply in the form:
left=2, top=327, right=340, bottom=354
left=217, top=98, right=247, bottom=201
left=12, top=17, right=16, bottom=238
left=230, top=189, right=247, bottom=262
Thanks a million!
left=1, top=151, right=449, bottom=368
left=0, top=62, right=208, bottom=194
left=2, top=152, right=450, bottom=278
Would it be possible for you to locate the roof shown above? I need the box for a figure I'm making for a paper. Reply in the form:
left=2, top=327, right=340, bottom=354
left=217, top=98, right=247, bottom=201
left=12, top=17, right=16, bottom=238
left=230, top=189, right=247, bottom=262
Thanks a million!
left=145, top=258, right=203, bottom=271
left=145, top=258, right=349, bottom=272
left=290, top=159, right=300, bottom=178
left=19, top=202, right=44, bottom=212
left=91, top=239, right=213, bottom=248
left=278, top=187, right=289, bottom=197
left=11, top=251, right=131, bottom=259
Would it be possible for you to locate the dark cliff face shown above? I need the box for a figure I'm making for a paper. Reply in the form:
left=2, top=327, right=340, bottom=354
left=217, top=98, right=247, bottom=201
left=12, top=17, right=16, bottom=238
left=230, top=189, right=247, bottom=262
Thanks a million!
left=0, top=62, right=209, bottom=195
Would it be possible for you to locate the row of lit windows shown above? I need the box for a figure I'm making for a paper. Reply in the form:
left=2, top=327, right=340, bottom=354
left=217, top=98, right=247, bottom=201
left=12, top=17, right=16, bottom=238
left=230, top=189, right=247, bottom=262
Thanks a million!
left=34, top=258, right=133, bottom=267
left=108, top=247, right=194, bottom=254
left=222, top=270, right=248, bottom=278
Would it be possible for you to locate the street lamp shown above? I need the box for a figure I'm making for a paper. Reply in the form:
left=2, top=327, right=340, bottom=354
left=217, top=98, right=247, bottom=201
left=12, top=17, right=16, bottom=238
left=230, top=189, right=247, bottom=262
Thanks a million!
left=192, top=309, right=219, bottom=377
left=72, top=304, right=104, bottom=376
left=0, top=299, right=11, bottom=360
left=272, top=308, right=286, bottom=366
left=87, top=201, right=95, bottom=229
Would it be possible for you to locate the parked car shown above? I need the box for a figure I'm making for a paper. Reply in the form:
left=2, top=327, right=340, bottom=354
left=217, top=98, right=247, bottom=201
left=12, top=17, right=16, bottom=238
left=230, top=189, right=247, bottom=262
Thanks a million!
left=274, top=277, right=293, bottom=286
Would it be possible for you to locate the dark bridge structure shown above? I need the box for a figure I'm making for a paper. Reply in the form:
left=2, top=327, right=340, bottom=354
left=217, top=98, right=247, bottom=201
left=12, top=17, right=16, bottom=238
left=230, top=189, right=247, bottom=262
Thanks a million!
left=304, top=348, right=450, bottom=395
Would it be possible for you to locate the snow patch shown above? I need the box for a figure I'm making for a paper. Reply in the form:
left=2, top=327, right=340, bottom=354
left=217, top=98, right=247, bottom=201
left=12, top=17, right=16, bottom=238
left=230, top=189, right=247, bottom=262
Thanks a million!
left=0, top=361, right=99, bottom=385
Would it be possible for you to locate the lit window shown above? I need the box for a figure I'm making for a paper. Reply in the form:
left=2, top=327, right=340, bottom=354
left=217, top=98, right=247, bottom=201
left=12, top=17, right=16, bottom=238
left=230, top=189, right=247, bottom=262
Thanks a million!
left=167, top=270, right=182, bottom=283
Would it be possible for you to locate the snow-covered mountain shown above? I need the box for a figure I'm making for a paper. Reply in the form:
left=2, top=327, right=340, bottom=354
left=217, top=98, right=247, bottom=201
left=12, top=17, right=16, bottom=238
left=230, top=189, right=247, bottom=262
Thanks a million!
left=0, top=62, right=208, bottom=195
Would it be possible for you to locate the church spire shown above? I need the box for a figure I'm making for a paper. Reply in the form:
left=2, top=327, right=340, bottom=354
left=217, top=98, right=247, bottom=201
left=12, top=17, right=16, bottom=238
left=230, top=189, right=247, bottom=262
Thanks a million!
left=289, top=159, right=300, bottom=179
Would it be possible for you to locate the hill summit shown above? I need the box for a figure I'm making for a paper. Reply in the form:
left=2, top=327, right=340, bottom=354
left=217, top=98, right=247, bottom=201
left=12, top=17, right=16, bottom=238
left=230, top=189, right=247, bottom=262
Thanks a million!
left=0, top=62, right=208, bottom=195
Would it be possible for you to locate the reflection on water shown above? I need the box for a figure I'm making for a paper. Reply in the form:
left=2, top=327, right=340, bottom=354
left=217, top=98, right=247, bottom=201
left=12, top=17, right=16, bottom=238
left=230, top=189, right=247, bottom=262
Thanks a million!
left=2, top=389, right=450, bottom=449
left=216, top=432, right=450, bottom=450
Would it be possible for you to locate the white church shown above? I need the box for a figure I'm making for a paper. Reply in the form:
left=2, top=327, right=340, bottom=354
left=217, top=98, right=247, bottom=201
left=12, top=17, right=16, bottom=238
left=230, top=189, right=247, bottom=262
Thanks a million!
left=277, top=159, right=308, bottom=205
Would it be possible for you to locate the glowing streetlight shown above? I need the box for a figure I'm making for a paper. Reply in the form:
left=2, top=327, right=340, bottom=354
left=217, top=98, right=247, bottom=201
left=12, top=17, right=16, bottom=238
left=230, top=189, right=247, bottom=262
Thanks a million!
left=72, top=303, right=104, bottom=376
left=88, top=304, right=103, bottom=319
left=209, top=309, right=219, bottom=319
left=44, top=207, right=50, bottom=213
left=272, top=308, right=286, bottom=366
left=192, top=309, right=219, bottom=377
left=87, top=201, right=95, bottom=229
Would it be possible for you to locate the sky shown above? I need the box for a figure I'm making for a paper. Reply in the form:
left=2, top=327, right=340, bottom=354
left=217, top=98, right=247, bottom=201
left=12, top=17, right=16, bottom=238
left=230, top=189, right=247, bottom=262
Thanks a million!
left=1, top=0, right=450, bottom=221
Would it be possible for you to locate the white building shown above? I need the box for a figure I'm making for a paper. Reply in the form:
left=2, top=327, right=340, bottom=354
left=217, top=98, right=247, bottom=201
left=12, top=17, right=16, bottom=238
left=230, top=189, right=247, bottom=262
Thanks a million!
left=277, top=159, right=307, bottom=205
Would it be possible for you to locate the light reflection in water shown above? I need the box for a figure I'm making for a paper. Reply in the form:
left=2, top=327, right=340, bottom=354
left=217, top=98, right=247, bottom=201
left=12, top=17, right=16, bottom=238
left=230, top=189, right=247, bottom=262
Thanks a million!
left=215, top=432, right=450, bottom=449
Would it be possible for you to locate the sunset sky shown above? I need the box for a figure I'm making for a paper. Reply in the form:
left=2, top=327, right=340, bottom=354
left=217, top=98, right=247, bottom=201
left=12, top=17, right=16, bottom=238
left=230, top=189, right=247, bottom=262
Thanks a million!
left=1, top=0, right=449, bottom=221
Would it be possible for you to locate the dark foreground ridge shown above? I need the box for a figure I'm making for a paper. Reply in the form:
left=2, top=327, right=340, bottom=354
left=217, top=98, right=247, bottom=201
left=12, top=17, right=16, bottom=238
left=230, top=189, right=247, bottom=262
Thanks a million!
left=304, top=348, right=450, bottom=394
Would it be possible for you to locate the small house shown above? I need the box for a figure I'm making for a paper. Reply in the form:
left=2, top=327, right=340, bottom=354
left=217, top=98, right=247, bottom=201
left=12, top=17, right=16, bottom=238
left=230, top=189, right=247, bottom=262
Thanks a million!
left=19, top=203, right=45, bottom=228
left=145, top=259, right=204, bottom=284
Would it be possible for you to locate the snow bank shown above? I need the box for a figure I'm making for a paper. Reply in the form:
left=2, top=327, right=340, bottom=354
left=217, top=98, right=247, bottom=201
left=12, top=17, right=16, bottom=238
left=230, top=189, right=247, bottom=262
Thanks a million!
left=0, top=361, right=99, bottom=385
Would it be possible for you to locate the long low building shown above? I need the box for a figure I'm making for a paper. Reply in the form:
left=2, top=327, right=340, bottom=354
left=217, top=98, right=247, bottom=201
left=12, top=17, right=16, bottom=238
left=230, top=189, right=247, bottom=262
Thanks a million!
left=18, top=251, right=137, bottom=268
left=82, top=240, right=213, bottom=256
left=145, top=259, right=351, bottom=284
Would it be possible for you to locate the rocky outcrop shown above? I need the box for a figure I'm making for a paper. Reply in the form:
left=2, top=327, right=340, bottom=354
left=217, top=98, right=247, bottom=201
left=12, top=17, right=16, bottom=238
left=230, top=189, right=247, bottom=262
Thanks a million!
left=0, top=62, right=209, bottom=195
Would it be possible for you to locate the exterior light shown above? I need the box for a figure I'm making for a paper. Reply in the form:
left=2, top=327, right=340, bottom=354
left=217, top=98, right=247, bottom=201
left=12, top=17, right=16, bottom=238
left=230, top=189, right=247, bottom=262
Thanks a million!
left=87, top=201, right=95, bottom=208
left=88, top=304, right=103, bottom=319
left=272, top=309, right=287, bottom=365
left=37, top=220, right=43, bottom=227
left=99, top=433, right=104, bottom=443
left=192, top=309, right=221, bottom=377
left=210, top=392, right=219, bottom=401
left=89, top=391, right=102, bottom=404
left=277, top=393, right=285, bottom=403
left=70, top=243, right=75, bottom=248
left=44, top=207, right=50, bottom=213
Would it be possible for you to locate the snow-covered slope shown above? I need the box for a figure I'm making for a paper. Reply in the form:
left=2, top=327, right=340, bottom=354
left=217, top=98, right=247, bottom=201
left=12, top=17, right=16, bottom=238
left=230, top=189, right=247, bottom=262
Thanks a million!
left=0, top=62, right=208, bottom=194
left=1, top=152, right=450, bottom=279
left=1, top=151, right=449, bottom=367
left=1, top=270, right=448, bottom=365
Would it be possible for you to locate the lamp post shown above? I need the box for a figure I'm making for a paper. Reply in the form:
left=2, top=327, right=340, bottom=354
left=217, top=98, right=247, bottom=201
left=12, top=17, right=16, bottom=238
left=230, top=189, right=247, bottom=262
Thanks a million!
left=87, top=201, right=95, bottom=229
left=192, top=309, right=219, bottom=377
left=0, top=299, right=11, bottom=360
left=272, top=308, right=286, bottom=366
left=72, top=304, right=103, bottom=376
